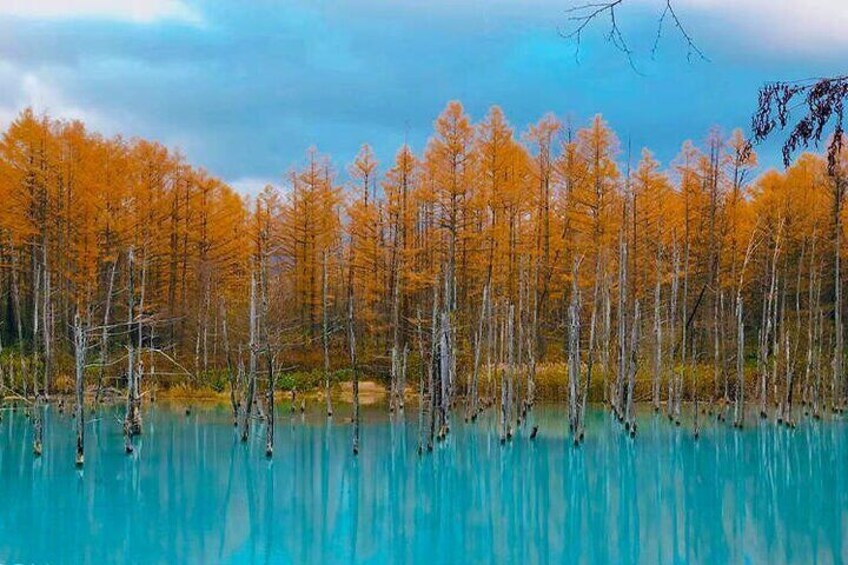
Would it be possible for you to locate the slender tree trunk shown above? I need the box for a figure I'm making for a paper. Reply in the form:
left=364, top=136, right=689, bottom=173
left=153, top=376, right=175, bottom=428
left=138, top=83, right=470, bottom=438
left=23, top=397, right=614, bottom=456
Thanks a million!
left=439, top=311, right=452, bottom=440
left=833, top=175, right=844, bottom=410
left=348, top=271, right=360, bottom=456
left=616, top=228, right=628, bottom=421
left=567, top=263, right=581, bottom=443
left=222, top=302, right=239, bottom=426
left=468, top=284, right=488, bottom=421
left=265, top=354, right=275, bottom=458
left=669, top=240, right=679, bottom=422
left=428, top=284, right=439, bottom=450
left=97, top=258, right=118, bottom=402
left=322, top=251, right=333, bottom=417
left=503, top=303, right=515, bottom=442
left=74, top=312, right=86, bottom=467
left=653, top=254, right=663, bottom=412
left=416, top=308, right=428, bottom=454
left=734, top=294, right=745, bottom=428
left=241, top=272, right=258, bottom=442
left=626, top=300, right=641, bottom=437
left=32, top=392, right=43, bottom=457
left=124, top=247, right=141, bottom=453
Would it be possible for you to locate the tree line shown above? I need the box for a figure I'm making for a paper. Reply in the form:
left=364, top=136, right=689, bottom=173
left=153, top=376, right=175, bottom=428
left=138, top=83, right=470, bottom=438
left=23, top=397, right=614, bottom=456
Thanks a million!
left=0, top=102, right=845, bottom=458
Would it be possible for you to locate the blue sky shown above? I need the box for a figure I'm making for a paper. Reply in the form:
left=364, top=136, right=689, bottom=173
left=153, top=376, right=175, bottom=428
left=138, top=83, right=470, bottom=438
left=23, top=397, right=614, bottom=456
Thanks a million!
left=1, top=0, right=846, bottom=194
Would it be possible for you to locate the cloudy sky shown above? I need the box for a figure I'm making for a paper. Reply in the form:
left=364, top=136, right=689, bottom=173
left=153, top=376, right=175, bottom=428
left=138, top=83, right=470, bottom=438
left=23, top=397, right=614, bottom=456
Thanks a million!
left=1, top=0, right=846, bottom=193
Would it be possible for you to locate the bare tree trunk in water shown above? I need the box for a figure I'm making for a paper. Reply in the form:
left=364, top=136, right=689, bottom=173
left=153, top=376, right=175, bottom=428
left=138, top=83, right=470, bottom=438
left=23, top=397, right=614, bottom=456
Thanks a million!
left=734, top=294, right=745, bottom=428
left=32, top=392, right=43, bottom=456
left=468, top=284, right=488, bottom=422
left=577, top=255, right=601, bottom=444
left=668, top=240, right=679, bottom=423
left=31, top=258, right=40, bottom=402
left=503, top=304, right=515, bottom=442
left=567, top=264, right=581, bottom=444
left=265, top=354, right=275, bottom=457
left=528, top=259, right=539, bottom=411
left=813, top=270, right=824, bottom=419
left=681, top=222, right=690, bottom=429
left=41, top=262, right=52, bottom=397
left=390, top=247, right=402, bottom=414
left=74, top=312, right=86, bottom=467
left=242, top=272, right=258, bottom=443
left=653, top=253, right=662, bottom=413
left=439, top=311, right=452, bottom=440
left=760, top=230, right=782, bottom=419
left=625, top=300, right=640, bottom=437
left=833, top=174, right=844, bottom=411
left=721, top=290, right=729, bottom=409
left=427, top=285, right=439, bottom=451
left=97, top=258, right=118, bottom=402
left=616, top=229, right=628, bottom=421
left=348, top=272, right=360, bottom=456
left=323, top=252, right=333, bottom=417
left=222, top=303, right=239, bottom=426
left=601, top=268, right=611, bottom=408
left=124, top=248, right=142, bottom=453
left=416, top=308, right=427, bottom=454
left=262, top=257, right=274, bottom=457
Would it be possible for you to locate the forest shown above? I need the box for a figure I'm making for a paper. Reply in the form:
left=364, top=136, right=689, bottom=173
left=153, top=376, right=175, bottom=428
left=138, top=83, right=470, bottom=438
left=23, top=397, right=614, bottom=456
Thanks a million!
left=0, top=101, right=844, bottom=458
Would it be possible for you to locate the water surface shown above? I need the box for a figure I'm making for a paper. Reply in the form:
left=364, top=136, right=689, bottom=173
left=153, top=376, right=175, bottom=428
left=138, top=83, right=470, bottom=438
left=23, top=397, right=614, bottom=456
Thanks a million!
left=0, top=403, right=845, bottom=564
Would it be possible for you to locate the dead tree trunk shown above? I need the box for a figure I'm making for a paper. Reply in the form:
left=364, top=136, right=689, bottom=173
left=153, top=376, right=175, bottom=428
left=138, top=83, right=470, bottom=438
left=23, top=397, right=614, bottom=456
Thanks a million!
left=265, top=354, right=275, bottom=458
left=323, top=252, right=333, bottom=417
left=416, top=308, right=428, bottom=454
left=834, top=184, right=844, bottom=411
left=241, top=271, right=258, bottom=443
left=74, top=312, right=86, bottom=467
left=348, top=274, right=360, bottom=456
left=390, top=246, right=403, bottom=414
left=439, top=311, right=452, bottom=440
left=32, top=392, right=43, bottom=457
left=567, top=265, right=581, bottom=443
left=221, top=302, right=239, bottom=426
left=502, top=303, right=515, bottom=442
left=813, top=269, right=825, bottom=418
left=653, top=253, right=663, bottom=412
left=262, top=260, right=274, bottom=457
left=124, top=248, right=142, bottom=452
left=669, top=239, right=680, bottom=423
left=625, top=301, right=641, bottom=437
left=616, top=228, right=628, bottom=421
left=427, top=285, right=439, bottom=451
left=468, top=284, right=488, bottom=422
left=41, top=261, right=52, bottom=397
left=97, top=258, right=118, bottom=402
left=734, top=294, right=745, bottom=428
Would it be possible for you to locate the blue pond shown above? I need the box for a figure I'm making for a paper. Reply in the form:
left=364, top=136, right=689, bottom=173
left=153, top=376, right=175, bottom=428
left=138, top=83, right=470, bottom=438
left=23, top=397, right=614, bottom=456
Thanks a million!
left=0, top=403, right=845, bottom=564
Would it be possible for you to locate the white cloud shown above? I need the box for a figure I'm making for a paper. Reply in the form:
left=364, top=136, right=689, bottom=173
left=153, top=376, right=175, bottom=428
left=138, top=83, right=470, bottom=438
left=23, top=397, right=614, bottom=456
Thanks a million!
left=0, top=0, right=201, bottom=25
left=653, top=0, right=848, bottom=53
left=228, top=177, right=278, bottom=198
left=0, top=62, right=118, bottom=134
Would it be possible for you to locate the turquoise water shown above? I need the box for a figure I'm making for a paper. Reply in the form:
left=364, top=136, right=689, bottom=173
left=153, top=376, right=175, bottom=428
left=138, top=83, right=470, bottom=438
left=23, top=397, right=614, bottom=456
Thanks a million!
left=0, top=403, right=845, bottom=564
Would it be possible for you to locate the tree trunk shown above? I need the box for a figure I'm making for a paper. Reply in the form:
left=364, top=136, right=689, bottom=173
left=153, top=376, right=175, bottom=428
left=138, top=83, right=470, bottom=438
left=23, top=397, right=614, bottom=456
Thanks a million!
left=734, top=294, right=745, bottom=428
left=348, top=275, right=360, bottom=456
left=265, top=354, right=275, bottom=457
left=97, top=258, right=118, bottom=402
left=322, top=251, right=333, bottom=417
left=74, top=312, right=86, bottom=467
left=468, top=284, right=488, bottom=421
left=626, top=300, right=640, bottom=437
left=242, top=271, right=258, bottom=442
left=567, top=263, right=581, bottom=443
